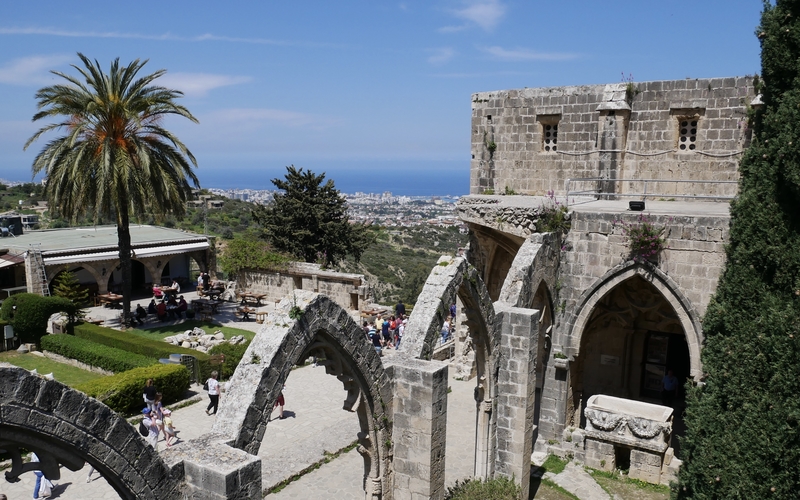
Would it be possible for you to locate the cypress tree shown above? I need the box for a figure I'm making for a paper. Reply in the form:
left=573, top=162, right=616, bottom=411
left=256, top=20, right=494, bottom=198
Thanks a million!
left=676, top=1, right=800, bottom=498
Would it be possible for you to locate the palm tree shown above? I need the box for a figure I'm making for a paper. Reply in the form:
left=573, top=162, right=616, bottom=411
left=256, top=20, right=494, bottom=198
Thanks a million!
left=25, top=53, right=199, bottom=327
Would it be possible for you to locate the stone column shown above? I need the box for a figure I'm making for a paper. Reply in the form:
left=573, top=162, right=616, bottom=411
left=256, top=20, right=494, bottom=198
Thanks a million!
left=385, top=356, right=449, bottom=500
left=164, top=433, right=262, bottom=500
left=493, top=303, right=539, bottom=499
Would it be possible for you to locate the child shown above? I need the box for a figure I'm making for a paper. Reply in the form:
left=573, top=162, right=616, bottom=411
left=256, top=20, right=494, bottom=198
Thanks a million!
left=162, top=409, right=178, bottom=447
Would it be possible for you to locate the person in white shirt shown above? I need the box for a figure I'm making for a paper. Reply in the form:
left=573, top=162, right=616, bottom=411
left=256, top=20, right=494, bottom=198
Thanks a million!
left=205, top=371, right=220, bottom=415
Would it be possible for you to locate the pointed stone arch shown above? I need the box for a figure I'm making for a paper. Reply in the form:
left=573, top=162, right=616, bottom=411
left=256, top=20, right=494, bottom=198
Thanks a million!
left=211, top=291, right=392, bottom=499
left=398, top=257, right=499, bottom=479
left=565, top=261, right=704, bottom=378
left=0, top=365, right=179, bottom=499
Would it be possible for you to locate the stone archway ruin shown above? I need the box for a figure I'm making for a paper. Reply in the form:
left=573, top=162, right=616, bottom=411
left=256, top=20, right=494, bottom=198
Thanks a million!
left=0, top=364, right=179, bottom=499
left=211, top=291, right=392, bottom=499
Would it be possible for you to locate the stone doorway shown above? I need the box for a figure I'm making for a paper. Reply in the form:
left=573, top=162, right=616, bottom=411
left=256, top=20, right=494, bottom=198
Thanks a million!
left=570, top=275, right=691, bottom=455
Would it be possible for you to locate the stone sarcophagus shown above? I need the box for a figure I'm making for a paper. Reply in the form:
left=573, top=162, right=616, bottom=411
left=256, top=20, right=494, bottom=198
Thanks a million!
left=582, top=394, right=674, bottom=484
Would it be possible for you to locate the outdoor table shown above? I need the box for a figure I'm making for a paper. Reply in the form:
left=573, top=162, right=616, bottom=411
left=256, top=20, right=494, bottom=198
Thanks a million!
left=237, top=306, right=255, bottom=321
left=192, top=299, right=221, bottom=314
left=238, top=292, right=266, bottom=306
left=97, top=293, right=123, bottom=308
left=206, top=286, right=225, bottom=301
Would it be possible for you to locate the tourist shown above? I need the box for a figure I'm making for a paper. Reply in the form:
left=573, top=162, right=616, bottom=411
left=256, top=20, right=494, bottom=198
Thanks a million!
left=395, top=300, right=406, bottom=318
left=143, top=379, right=157, bottom=412
left=162, top=408, right=178, bottom=447
left=141, top=408, right=159, bottom=449
left=171, top=278, right=181, bottom=293
left=201, top=272, right=211, bottom=291
left=148, top=299, right=157, bottom=315
left=30, top=452, right=52, bottom=499
left=85, top=462, right=96, bottom=483
left=396, top=318, right=406, bottom=349
left=153, top=393, right=165, bottom=438
left=450, top=302, right=456, bottom=321
left=205, top=371, right=220, bottom=415
left=381, top=315, right=392, bottom=348
left=177, top=296, right=188, bottom=317
left=368, top=326, right=382, bottom=356
left=152, top=284, right=163, bottom=299
left=274, top=385, right=286, bottom=420
left=662, top=369, right=679, bottom=407
left=135, top=304, right=147, bottom=325
left=166, top=296, right=178, bottom=319
left=156, top=300, right=167, bottom=321
left=441, top=318, right=451, bottom=345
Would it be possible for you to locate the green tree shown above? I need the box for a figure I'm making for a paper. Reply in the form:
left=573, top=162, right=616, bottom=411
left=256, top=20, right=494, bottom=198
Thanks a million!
left=218, top=238, right=290, bottom=278
left=252, top=166, right=373, bottom=267
left=25, top=53, right=199, bottom=327
left=676, top=2, right=800, bottom=498
left=52, top=270, right=89, bottom=322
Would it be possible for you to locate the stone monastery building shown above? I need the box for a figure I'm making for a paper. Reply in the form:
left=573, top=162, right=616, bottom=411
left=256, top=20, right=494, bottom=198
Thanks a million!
left=0, top=77, right=757, bottom=500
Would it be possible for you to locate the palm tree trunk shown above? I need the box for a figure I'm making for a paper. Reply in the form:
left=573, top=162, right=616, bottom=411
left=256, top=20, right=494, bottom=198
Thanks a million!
left=117, top=204, right=133, bottom=328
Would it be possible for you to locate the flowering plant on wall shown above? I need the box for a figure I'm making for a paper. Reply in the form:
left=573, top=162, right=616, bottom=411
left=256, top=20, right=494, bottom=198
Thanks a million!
left=615, top=213, right=668, bottom=263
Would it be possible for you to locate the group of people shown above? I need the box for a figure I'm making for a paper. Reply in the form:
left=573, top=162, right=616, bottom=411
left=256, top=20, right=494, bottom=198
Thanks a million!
left=203, top=370, right=286, bottom=420
left=141, top=378, right=179, bottom=449
left=364, top=315, right=406, bottom=356
left=147, top=295, right=188, bottom=321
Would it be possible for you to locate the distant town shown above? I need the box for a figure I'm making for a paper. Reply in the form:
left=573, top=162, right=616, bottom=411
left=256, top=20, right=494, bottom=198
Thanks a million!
left=0, top=178, right=466, bottom=231
left=207, top=188, right=466, bottom=230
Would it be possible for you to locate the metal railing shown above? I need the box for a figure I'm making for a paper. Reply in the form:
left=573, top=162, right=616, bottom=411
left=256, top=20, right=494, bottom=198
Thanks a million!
left=565, top=178, right=738, bottom=208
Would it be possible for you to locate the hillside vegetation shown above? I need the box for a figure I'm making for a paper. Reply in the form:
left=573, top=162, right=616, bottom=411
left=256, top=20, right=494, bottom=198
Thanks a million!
left=337, top=226, right=467, bottom=305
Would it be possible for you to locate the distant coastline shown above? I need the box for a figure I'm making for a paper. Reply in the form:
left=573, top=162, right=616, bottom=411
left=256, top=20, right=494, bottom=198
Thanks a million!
left=2, top=164, right=471, bottom=198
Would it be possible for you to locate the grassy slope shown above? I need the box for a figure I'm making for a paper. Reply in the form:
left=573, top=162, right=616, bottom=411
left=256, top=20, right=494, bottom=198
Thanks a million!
left=0, top=351, right=106, bottom=387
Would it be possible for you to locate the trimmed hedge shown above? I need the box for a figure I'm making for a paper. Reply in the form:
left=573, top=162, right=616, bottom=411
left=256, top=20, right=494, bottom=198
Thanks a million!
left=40, top=334, right=156, bottom=373
left=0, top=293, right=77, bottom=344
left=208, top=341, right=249, bottom=380
left=73, top=323, right=211, bottom=381
left=77, top=363, right=190, bottom=415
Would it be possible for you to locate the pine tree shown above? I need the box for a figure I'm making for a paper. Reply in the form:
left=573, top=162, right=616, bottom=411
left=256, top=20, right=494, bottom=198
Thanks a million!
left=252, top=166, right=374, bottom=267
left=676, top=2, right=800, bottom=498
left=52, top=270, right=88, bottom=322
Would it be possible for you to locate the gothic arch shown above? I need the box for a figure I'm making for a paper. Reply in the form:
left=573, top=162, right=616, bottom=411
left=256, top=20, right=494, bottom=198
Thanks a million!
left=497, top=232, right=561, bottom=309
left=211, top=292, right=392, bottom=499
left=566, top=262, right=704, bottom=378
left=0, top=365, right=179, bottom=499
left=398, top=257, right=499, bottom=478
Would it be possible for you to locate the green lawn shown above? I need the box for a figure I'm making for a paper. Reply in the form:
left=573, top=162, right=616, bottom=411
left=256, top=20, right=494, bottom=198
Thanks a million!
left=0, top=351, right=106, bottom=387
left=129, top=320, right=255, bottom=343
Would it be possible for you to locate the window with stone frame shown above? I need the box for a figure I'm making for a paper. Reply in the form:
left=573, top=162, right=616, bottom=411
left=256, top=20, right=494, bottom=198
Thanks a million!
left=537, top=115, right=560, bottom=153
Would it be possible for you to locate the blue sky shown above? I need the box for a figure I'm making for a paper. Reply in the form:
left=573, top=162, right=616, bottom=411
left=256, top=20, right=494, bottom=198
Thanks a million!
left=0, top=1, right=763, bottom=194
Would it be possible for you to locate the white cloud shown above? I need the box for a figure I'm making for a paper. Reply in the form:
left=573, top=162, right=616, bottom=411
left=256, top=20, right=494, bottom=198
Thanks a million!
left=437, top=25, right=467, bottom=34
left=480, top=46, right=578, bottom=62
left=427, top=47, right=456, bottom=65
left=0, top=27, right=342, bottom=49
left=205, top=108, right=342, bottom=130
left=0, top=55, right=72, bottom=86
left=158, top=73, right=252, bottom=97
left=451, top=0, right=506, bottom=32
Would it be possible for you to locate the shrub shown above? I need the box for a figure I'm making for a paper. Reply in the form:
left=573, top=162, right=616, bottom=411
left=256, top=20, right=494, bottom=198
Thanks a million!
left=614, top=213, right=667, bottom=263
left=40, top=334, right=156, bottom=373
left=77, top=364, right=189, bottom=415
left=0, top=293, right=77, bottom=344
left=444, top=477, right=521, bottom=500
left=73, top=323, right=211, bottom=381
left=208, top=341, right=249, bottom=379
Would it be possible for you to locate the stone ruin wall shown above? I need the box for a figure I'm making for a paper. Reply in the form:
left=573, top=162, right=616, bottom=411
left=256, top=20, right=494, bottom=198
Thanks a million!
left=237, top=264, right=370, bottom=312
left=470, top=77, right=756, bottom=197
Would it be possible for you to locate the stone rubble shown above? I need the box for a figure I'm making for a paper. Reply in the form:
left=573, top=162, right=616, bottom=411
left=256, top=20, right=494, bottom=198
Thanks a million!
left=163, top=327, right=247, bottom=353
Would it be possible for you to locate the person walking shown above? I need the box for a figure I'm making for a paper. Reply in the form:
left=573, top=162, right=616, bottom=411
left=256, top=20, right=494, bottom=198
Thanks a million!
left=141, top=408, right=159, bottom=449
left=143, top=378, right=157, bottom=412
left=205, top=371, right=220, bottom=415
left=30, top=452, right=52, bottom=499
left=162, top=408, right=178, bottom=447
left=395, top=300, right=406, bottom=318
left=273, top=385, right=286, bottom=420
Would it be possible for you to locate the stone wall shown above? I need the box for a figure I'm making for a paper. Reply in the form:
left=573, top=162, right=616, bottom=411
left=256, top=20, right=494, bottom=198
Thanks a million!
left=470, top=77, right=756, bottom=196
left=237, top=262, right=370, bottom=311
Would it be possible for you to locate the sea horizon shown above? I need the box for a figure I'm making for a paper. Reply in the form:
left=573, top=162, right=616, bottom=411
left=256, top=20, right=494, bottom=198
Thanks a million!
left=1, top=160, right=471, bottom=198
